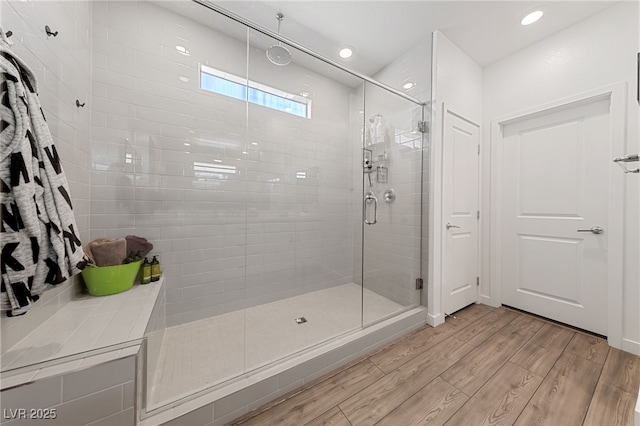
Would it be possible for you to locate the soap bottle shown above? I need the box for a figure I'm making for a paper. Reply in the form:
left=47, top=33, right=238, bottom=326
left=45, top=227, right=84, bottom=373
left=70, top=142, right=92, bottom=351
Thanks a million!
left=151, top=256, right=161, bottom=282
left=141, top=258, right=151, bottom=284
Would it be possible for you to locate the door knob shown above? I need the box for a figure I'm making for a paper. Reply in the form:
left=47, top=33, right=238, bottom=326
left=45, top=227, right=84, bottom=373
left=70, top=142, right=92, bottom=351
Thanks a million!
left=446, top=223, right=460, bottom=230
left=577, top=226, right=604, bottom=234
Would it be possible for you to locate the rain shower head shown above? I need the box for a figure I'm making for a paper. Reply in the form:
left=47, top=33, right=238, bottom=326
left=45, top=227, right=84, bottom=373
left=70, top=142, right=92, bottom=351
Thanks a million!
left=266, top=45, right=291, bottom=66
left=266, top=13, right=291, bottom=66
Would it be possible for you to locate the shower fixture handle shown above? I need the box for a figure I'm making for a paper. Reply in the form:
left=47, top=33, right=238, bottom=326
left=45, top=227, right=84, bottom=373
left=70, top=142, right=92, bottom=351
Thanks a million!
left=364, top=192, right=377, bottom=225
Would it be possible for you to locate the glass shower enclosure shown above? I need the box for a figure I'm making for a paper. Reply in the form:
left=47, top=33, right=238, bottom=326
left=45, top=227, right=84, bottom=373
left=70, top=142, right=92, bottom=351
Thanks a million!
left=137, top=0, right=427, bottom=411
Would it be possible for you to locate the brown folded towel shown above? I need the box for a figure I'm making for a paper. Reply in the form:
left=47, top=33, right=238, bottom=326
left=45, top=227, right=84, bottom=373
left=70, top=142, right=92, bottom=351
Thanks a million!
left=83, top=238, right=108, bottom=265
left=126, top=235, right=153, bottom=259
left=87, top=238, right=127, bottom=267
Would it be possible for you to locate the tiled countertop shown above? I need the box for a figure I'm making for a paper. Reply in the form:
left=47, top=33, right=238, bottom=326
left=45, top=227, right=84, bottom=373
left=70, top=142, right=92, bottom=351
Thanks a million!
left=1, top=278, right=164, bottom=388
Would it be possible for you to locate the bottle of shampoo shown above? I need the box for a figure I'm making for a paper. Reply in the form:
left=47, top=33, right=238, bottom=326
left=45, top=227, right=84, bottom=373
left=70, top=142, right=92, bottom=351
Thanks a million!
left=151, top=256, right=161, bottom=282
left=142, top=258, right=151, bottom=284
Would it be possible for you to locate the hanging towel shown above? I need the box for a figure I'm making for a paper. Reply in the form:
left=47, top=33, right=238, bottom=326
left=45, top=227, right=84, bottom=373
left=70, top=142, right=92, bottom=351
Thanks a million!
left=0, top=42, right=84, bottom=316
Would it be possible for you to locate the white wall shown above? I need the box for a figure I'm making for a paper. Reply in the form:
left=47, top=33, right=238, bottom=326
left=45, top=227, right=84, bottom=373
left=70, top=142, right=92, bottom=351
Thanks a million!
left=482, top=2, right=639, bottom=353
left=0, top=0, right=92, bottom=351
left=429, top=31, right=483, bottom=325
left=91, top=0, right=357, bottom=327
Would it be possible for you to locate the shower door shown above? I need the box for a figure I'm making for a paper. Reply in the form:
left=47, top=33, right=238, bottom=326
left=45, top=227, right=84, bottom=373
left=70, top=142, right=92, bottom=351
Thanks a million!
left=242, top=27, right=365, bottom=371
left=361, top=82, right=424, bottom=325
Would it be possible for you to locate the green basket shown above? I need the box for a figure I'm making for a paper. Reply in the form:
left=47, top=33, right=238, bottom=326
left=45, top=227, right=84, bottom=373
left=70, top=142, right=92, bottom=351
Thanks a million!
left=81, top=260, right=142, bottom=296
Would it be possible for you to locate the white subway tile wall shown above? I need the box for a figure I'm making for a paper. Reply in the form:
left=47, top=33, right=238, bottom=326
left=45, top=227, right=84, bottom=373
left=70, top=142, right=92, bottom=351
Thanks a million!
left=350, top=82, right=425, bottom=312
left=0, top=356, right=136, bottom=426
left=90, top=0, right=360, bottom=327
left=0, top=0, right=92, bottom=352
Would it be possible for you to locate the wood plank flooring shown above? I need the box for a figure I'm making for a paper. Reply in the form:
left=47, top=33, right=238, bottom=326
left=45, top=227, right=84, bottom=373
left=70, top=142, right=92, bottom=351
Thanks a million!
left=231, top=304, right=640, bottom=426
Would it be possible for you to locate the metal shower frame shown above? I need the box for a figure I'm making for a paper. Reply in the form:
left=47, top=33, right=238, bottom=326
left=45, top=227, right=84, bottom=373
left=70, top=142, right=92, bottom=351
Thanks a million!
left=192, top=0, right=425, bottom=107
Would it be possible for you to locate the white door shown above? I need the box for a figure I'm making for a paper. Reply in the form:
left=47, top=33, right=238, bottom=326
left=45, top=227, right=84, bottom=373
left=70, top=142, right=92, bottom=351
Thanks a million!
left=442, top=109, right=480, bottom=315
left=500, top=95, right=611, bottom=336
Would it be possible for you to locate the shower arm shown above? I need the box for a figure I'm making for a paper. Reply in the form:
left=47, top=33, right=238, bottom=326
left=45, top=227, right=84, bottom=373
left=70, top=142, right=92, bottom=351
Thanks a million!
left=275, top=13, right=284, bottom=46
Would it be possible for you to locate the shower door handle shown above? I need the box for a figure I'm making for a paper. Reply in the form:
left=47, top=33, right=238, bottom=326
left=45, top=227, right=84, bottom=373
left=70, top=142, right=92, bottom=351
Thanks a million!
left=364, top=193, right=377, bottom=225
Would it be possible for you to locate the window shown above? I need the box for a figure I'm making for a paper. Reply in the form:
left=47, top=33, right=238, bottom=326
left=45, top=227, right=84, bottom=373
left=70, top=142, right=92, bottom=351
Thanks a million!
left=200, top=65, right=311, bottom=119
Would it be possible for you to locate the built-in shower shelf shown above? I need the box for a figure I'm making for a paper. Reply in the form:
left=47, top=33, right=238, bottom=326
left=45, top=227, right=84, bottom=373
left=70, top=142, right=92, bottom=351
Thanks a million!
left=0, top=278, right=164, bottom=388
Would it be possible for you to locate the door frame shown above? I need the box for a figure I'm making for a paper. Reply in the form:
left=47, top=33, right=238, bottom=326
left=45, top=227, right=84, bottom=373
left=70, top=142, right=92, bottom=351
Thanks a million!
left=489, top=83, right=626, bottom=348
left=441, top=105, right=482, bottom=315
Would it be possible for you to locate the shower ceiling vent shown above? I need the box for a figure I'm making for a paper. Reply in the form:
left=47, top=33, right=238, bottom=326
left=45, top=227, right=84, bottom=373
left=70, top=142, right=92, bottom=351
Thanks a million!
left=295, top=317, right=307, bottom=324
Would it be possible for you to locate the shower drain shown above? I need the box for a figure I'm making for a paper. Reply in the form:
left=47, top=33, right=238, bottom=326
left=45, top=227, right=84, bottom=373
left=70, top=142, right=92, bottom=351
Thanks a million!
left=294, top=317, right=307, bottom=324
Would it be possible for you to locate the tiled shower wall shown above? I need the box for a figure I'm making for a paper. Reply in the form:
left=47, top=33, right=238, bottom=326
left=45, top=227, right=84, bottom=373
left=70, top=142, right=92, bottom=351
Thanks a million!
left=350, top=86, right=423, bottom=309
left=90, top=1, right=357, bottom=327
left=0, top=0, right=92, bottom=351
left=350, top=39, right=431, bottom=310
left=373, top=39, right=432, bottom=310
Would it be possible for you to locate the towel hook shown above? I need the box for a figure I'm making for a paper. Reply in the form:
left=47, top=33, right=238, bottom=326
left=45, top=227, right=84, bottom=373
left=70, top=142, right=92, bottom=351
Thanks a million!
left=75, top=100, right=85, bottom=108
left=1, top=27, right=14, bottom=46
left=45, top=25, right=58, bottom=37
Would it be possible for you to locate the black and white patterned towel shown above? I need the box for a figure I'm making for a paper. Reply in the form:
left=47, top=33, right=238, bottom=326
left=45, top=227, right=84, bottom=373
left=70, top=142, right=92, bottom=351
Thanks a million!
left=0, top=41, right=84, bottom=316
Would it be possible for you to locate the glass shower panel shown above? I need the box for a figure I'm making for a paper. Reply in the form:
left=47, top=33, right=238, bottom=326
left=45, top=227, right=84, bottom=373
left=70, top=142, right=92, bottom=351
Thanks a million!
left=139, top=1, right=250, bottom=410
left=243, top=28, right=364, bottom=371
left=361, top=82, right=423, bottom=326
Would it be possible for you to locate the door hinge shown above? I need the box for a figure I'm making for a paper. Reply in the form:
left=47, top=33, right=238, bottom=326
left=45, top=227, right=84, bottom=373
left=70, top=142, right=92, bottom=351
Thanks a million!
left=416, top=278, right=423, bottom=290
left=477, top=210, right=480, bottom=220
left=478, top=144, right=481, bottom=155
left=417, top=121, right=429, bottom=134
left=477, top=277, right=480, bottom=286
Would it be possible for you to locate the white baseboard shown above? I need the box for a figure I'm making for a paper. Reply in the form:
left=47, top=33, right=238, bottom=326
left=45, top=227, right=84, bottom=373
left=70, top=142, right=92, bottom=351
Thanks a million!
left=622, top=338, right=640, bottom=356
left=427, top=312, right=444, bottom=327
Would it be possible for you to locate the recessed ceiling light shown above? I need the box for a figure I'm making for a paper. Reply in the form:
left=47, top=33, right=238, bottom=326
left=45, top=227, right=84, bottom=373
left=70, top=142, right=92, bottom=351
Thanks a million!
left=403, top=82, right=415, bottom=90
left=184, top=142, right=191, bottom=146
left=339, top=46, right=353, bottom=59
left=176, top=45, right=190, bottom=56
left=521, top=10, right=544, bottom=26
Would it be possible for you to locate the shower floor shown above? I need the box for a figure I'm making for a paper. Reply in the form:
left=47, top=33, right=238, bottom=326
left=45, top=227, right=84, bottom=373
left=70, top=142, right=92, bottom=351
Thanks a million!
left=148, top=283, right=405, bottom=407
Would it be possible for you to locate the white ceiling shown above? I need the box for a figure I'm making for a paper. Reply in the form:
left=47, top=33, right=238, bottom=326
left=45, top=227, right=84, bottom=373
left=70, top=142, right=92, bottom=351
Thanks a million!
left=214, top=0, right=618, bottom=76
